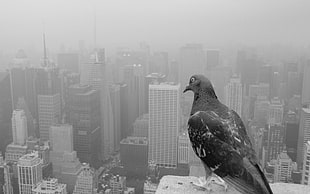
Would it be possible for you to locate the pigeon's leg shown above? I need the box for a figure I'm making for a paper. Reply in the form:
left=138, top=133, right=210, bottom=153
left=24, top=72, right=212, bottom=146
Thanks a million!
left=210, top=174, right=228, bottom=191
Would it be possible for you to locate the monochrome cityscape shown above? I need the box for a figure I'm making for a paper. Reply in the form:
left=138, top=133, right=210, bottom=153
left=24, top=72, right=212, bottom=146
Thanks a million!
left=1, top=1, right=310, bottom=194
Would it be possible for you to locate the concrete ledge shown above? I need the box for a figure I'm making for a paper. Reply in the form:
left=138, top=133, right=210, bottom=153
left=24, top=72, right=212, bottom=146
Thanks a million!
left=155, top=176, right=310, bottom=194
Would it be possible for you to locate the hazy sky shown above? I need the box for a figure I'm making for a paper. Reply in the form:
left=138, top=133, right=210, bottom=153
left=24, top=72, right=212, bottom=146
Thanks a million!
left=1, top=0, right=310, bottom=52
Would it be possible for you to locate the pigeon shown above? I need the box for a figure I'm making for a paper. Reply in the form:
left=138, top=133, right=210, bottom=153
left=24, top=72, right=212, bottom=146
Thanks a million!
left=183, top=75, right=273, bottom=194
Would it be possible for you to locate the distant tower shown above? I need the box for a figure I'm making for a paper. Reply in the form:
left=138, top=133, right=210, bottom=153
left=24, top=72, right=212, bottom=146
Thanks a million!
left=268, top=98, right=284, bottom=126
left=206, top=49, right=220, bottom=71
left=17, top=152, right=42, bottom=194
left=224, top=76, right=242, bottom=115
left=12, top=109, right=28, bottom=145
left=302, top=141, right=310, bottom=185
left=148, top=83, right=180, bottom=168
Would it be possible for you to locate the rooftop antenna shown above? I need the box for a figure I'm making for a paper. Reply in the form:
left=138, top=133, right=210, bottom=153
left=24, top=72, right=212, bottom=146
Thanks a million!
left=42, top=22, right=48, bottom=67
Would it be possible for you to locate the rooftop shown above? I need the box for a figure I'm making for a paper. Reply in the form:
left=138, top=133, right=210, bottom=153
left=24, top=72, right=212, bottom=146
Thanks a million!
left=156, top=176, right=310, bottom=194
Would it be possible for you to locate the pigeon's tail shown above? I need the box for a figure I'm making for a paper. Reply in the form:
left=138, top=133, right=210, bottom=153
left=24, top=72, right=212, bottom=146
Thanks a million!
left=222, top=158, right=273, bottom=194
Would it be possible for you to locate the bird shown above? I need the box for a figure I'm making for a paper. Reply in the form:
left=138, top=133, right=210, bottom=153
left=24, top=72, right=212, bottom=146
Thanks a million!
left=183, top=74, right=273, bottom=194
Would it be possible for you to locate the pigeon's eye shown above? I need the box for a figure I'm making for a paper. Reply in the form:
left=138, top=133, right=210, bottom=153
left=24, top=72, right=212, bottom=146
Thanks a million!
left=190, top=77, right=195, bottom=83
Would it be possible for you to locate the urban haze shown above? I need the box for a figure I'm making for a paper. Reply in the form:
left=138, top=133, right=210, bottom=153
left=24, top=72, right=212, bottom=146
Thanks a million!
left=0, top=0, right=310, bottom=194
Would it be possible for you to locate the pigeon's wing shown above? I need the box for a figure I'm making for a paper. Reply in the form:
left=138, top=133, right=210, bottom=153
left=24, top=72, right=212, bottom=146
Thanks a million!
left=188, top=111, right=273, bottom=194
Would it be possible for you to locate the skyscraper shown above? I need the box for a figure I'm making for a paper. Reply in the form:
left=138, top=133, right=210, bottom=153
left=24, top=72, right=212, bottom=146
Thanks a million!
left=268, top=98, right=284, bottom=126
left=267, top=125, right=285, bottom=162
left=285, top=111, right=299, bottom=161
left=49, top=124, right=73, bottom=153
left=110, top=84, right=121, bottom=152
left=297, top=107, right=310, bottom=166
left=67, top=84, right=101, bottom=166
left=11, top=109, right=28, bottom=145
left=57, top=53, right=79, bottom=73
left=302, top=141, right=310, bottom=185
left=249, top=83, right=270, bottom=99
left=148, top=83, right=180, bottom=168
left=301, top=62, right=310, bottom=106
left=17, top=152, right=42, bottom=194
left=206, top=49, right=220, bottom=71
left=0, top=154, right=13, bottom=194
left=179, top=44, right=205, bottom=89
left=178, top=133, right=190, bottom=165
left=36, top=67, right=61, bottom=141
left=224, top=76, right=242, bottom=115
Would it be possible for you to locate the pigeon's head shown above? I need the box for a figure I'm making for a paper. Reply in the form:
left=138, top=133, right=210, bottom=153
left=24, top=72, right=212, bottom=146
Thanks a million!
left=183, top=74, right=217, bottom=99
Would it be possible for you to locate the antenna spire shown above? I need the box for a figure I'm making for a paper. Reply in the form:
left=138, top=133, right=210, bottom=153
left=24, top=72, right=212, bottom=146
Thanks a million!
left=43, top=32, right=48, bottom=67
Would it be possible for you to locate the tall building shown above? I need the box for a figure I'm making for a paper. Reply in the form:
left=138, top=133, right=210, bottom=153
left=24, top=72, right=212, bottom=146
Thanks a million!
left=49, top=124, right=73, bottom=153
left=267, top=125, right=285, bottom=162
left=145, top=73, right=166, bottom=113
left=297, top=107, right=310, bottom=166
left=17, top=152, right=42, bottom=194
left=36, top=67, right=61, bottom=141
left=72, top=164, right=95, bottom=194
left=206, top=49, right=220, bottom=70
left=268, top=98, right=284, bottom=125
left=120, top=136, right=148, bottom=177
left=133, top=114, right=149, bottom=138
left=302, top=141, right=310, bottom=185
left=0, top=155, right=13, bottom=194
left=224, top=76, right=242, bottom=115
left=274, top=151, right=293, bottom=183
left=271, top=71, right=280, bottom=98
left=49, top=124, right=83, bottom=193
left=32, top=178, right=67, bottom=194
left=67, top=84, right=101, bottom=167
left=110, top=84, right=121, bottom=151
left=150, top=52, right=169, bottom=76
left=285, top=111, right=299, bottom=161
left=179, top=44, right=205, bottom=89
left=301, top=62, right=310, bottom=106
left=253, top=98, right=270, bottom=126
left=0, top=71, right=12, bottom=154
left=148, top=83, right=180, bottom=168
left=11, top=109, right=28, bottom=145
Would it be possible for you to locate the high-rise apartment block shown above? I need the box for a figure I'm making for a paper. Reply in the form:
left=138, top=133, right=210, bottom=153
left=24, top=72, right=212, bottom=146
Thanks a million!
left=148, top=83, right=180, bottom=168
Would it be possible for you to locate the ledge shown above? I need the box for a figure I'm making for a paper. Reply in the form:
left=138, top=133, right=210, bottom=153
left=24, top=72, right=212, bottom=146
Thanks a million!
left=155, top=176, right=309, bottom=194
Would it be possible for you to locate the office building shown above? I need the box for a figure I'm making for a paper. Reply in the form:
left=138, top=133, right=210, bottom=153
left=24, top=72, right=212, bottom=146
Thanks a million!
left=17, top=152, right=42, bottom=194
left=0, top=72, right=12, bottom=154
left=285, top=111, right=299, bottom=161
left=49, top=124, right=83, bottom=193
left=224, top=76, right=242, bottom=115
left=274, top=151, right=293, bottom=183
left=150, top=52, right=169, bottom=76
left=179, top=44, right=205, bottom=88
left=268, top=98, right=284, bottom=125
left=133, top=114, right=149, bottom=138
left=36, top=67, right=61, bottom=141
left=16, top=97, right=36, bottom=138
left=67, top=84, right=101, bottom=166
left=254, top=98, right=270, bottom=126
left=11, top=109, right=28, bottom=145
left=206, top=49, right=220, bottom=70
left=302, top=141, right=310, bottom=185
left=72, top=164, right=95, bottom=194
left=145, top=73, right=166, bottom=113
left=143, top=181, right=158, bottom=194
left=120, top=136, right=148, bottom=177
left=148, top=83, right=180, bottom=168
left=301, top=62, right=310, bottom=106
left=0, top=155, right=13, bottom=194
left=297, top=107, right=310, bottom=167
left=32, top=178, right=67, bottom=194
left=110, top=84, right=121, bottom=152
left=267, top=125, right=285, bottom=162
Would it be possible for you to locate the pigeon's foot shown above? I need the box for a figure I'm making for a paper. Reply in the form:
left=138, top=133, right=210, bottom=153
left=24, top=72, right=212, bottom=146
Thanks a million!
left=211, top=176, right=228, bottom=192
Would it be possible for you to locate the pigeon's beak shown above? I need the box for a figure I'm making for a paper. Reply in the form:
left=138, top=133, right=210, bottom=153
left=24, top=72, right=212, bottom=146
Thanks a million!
left=183, top=85, right=192, bottom=93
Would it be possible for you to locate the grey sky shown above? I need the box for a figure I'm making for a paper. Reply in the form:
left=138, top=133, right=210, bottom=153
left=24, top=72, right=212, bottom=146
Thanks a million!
left=1, top=0, right=310, bottom=52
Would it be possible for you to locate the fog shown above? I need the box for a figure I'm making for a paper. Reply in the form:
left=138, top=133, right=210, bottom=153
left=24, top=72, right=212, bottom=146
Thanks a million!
left=1, top=0, right=310, bottom=52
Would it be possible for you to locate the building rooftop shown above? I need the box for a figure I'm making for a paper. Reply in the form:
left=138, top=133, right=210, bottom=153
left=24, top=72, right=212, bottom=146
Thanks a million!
left=120, top=136, right=148, bottom=145
left=156, top=176, right=310, bottom=194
